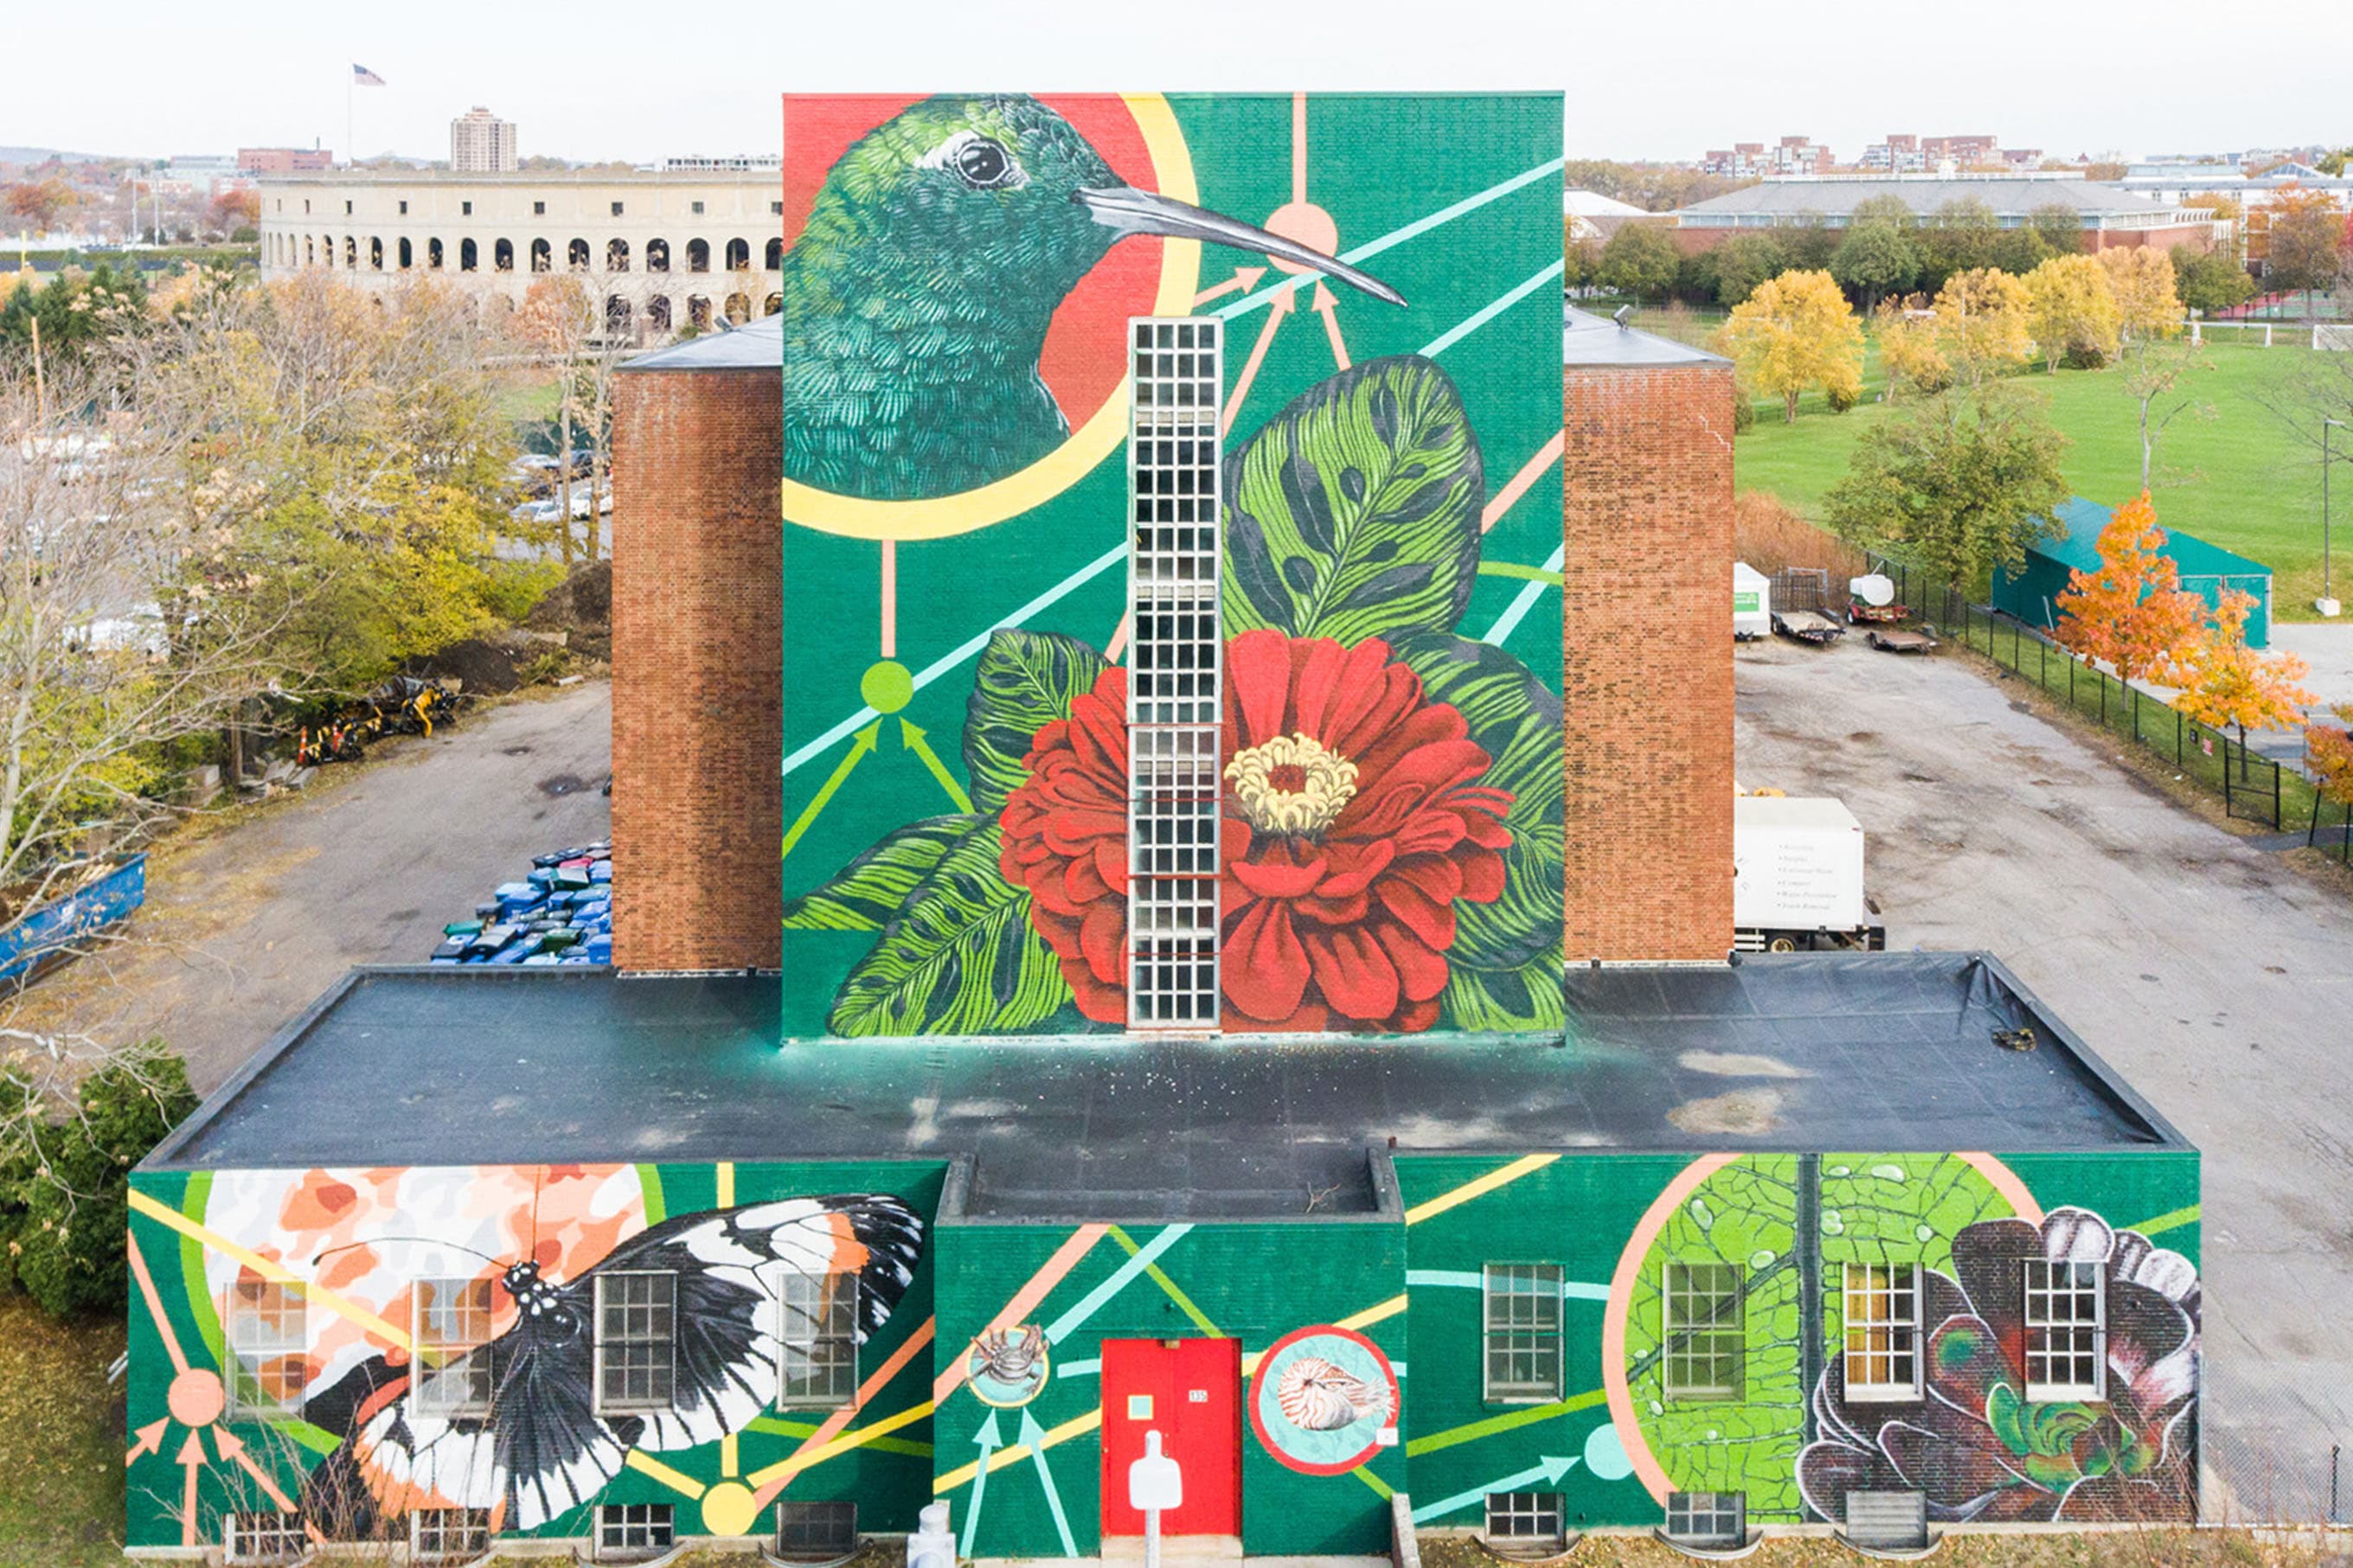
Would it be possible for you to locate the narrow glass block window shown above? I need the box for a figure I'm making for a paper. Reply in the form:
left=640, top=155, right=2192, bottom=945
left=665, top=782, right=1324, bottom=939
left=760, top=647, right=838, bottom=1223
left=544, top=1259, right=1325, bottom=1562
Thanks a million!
left=780, top=1271, right=859, bottom=1408
left=413, top=1507, right=491, bottom=1562
left=1662, top=1262, right=1744, bottom=1400
left=596, top=1502, right=674, bottom=1559
left=1125, top=322, right=1223, bottom=1031
left=2023, top=1260, right=2105, bottom=1401
left=1483, top=1263, right=1563, bottom=1401
left=414, top=1276, right=496, bottom=1416
left=1483, top=1491, right=1563, bottom=1548
left=1842, top=1263, right=1922, bottom=1399
left=1665, top=1492, right=1746, bottom=1547
left=776, top=1500, right=859, bottom=1561
left=594, top=1272, right=676, bottom=1412
left=226, top=1280, right=307, bottom=1418
left=226, top=1509, right=308, bottom=1563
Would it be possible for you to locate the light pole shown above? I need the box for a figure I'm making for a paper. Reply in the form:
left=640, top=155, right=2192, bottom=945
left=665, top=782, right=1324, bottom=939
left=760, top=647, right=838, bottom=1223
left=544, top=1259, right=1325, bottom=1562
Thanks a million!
left=2325, top=419, right=2347, bottom=618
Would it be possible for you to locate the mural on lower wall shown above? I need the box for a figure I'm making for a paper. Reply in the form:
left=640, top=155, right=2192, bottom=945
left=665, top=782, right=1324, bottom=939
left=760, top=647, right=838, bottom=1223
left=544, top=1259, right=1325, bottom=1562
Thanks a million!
left=124, top=1164, right=930, bottom=1550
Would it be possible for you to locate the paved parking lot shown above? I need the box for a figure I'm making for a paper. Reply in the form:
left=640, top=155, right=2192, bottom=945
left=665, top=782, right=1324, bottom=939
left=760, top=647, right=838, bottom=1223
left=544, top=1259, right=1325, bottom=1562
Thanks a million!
left=1734, top=635, right=2353, bottom=1516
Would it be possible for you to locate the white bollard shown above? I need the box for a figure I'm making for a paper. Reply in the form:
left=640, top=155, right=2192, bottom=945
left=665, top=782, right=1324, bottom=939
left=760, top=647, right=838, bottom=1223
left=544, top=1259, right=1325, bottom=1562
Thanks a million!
left=908, top=1501, right=956, bottom=1568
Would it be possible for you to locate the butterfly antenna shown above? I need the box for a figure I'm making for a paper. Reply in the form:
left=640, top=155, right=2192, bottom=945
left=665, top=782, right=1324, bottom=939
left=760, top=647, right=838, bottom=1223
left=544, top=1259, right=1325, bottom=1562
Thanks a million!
left=312, top=1236, right=502, bottom=1267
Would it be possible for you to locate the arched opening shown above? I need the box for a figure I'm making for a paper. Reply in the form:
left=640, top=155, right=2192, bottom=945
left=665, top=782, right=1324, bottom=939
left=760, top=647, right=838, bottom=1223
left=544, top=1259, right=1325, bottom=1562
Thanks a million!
left=687, top=295, right=711, bottom=329
left=645, top=239, right=670, bottom=273
left=459, top=238, right=478, bottom=272
left=369, top=237, right=383, bottom=270
left=763, top=293, right=783, bottom=317
left=723, top=291, right=750, bottom=323
left=648, top=295, right=672, bottom=332
left=606, top=294, right=633, bottom=337
left=568, top=238, right=590, bottom=271
left=724, top=238, right=751, bottom=271
left=607, top=238, right=630, bottom=272
left=428, top=237, right=444, bottom=269
left=344, top=235, right=356, bottom=268
left=764, top=235, right=783, bottom=270
left=495, top=238, right=514, bottom=272
left=398, top=236, right=413, bottom=269
left=530, top=238, right=551, bottom=273
left=305, top=236, right=314, bottom=266
left=686, top=239, right=709, bottom=273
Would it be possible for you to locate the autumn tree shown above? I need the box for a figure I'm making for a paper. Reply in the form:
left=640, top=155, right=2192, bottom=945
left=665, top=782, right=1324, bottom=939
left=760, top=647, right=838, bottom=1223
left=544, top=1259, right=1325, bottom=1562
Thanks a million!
left=2099, top=246, right=2183, bottom=341
left=1720, top=268, right=1863, bottom=422
left=1873, top=297, right=1950, bottom=399
left=4, top=178, right=77, bottom=234
left=1932, top=266, right=2036, bottom=387
left=1596, top=222, right=1681, bottom=304
left=2263, top=188, right=2346, bottom=310
left=205, top=186, right=261, bottom=239
left=2053, top=493, right=2208, bottom=690
left=2307, top=704, right=2353, bottom=845
left=2023, top=253, right=2119, bottom=371
left=2171, top=592, right=2317, bottom=765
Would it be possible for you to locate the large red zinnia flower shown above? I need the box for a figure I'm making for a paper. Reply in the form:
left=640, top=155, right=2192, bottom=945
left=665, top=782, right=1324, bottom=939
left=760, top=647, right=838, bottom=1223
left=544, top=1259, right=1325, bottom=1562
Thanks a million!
left=997, top=630, right=1513, bottom=1033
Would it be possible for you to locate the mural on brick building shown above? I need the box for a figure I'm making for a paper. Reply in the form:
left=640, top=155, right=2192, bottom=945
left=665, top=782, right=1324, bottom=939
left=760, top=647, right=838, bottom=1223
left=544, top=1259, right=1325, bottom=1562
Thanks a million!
left=779, top=93, right=1567, bottom=1041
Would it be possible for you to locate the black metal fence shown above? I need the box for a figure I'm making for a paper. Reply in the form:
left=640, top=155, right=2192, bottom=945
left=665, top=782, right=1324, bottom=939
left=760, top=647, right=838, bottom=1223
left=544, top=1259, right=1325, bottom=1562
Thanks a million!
left=1867, top=554, right=2350, bottom=859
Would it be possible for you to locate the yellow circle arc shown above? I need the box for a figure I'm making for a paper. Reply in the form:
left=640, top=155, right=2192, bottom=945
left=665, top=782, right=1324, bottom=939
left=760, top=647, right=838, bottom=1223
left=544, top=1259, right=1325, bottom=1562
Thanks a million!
left=779, top=93, right=1203, bottom=541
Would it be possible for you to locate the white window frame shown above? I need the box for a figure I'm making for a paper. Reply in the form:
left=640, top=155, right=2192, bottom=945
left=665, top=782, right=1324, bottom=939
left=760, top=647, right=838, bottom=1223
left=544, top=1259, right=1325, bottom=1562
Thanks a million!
left=2023, top=1259, right=2106, bottom=1402
left=411, top=1505, right=492, bottom=1563
left=224, top=1508, right=308, bottom=1564
left=1661, top=1261, right=1744, bottom=1401
left=1483, top=1490, right=1564, bottom=1548
left=413, top=1275, right=496, bottom=1418
left=225, top=1279, right=307, bottom=1419
left=1482, top=1263, right=1564, bottom=1403
left=593, top=1271, right=676, bottom=1415
left=1842, top=1263, right=1923, bottom=1401
left=779, top=1271, right=861, bottom=1410
left=594, top=1501, right=674, bottom=1561
left=775, top=1499, right=860, bottom=1561
left=1665, top=1491, right=1746, bottom=1547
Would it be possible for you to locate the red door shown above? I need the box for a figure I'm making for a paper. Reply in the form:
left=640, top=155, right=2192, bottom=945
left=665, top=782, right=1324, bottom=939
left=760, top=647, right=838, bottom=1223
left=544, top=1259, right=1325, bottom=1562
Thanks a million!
left=1100, top=1338, right=1241, bottom=1539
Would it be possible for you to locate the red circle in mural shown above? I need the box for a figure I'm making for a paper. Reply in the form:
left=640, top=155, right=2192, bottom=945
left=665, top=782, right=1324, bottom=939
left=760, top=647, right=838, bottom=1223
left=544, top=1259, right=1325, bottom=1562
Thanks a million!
left=778, top=93, right=1164, bottom=434
left=1248, top=1324, right=1401, bottom=1477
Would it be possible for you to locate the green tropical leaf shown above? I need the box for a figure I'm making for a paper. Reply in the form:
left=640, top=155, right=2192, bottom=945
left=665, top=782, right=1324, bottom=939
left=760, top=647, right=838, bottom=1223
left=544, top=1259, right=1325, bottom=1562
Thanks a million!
left=1440, top=955, right=1564, bottom=1033
left=1394, top=631, right=1563, bottom=970
left=827, top=820, right=1071, bottom=1036
left=961, top=629, right=1112, bottom=815
left=1222, top=355, right=1485, bottom=647
left=782, top=814, right=981, bottom=931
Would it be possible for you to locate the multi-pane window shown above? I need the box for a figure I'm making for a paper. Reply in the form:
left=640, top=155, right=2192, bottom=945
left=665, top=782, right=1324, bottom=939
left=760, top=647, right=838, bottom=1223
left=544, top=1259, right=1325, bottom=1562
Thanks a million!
left=225, top=1509, right=307, bottom=1564
left=1484, top=1491, right=1564, bottom=1548
left=1126, top=317, right=1223, bottom=1031
left=1843, top=1264, right=1922, bottom=1399
left=413, top=1507, right=491, bottom=1562
left=414, top=1276, right=496, bottom=1416
left=1483, top=1264, right=1563, bottom=1401
left=779, top=1271, right=860, bottom=1408
left=1662, top=1262, right=1744, bottom=1400
left=594, top=1273, right=676, bottom=1413
left=2023, top=1261, right=2105, bottom=1400
left=776, top=1500, right=859, bottom=1561
left=595, top=1502, right=673, bottom=1560
left=226, top=1280, right=307, bottom=1418
left=1665, top=1492, right=1746, bottom=1547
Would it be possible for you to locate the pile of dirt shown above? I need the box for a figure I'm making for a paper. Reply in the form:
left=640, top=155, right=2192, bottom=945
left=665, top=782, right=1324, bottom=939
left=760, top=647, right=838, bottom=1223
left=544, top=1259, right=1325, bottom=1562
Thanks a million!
left=525, top=560, right=612, bottom=662
left=405, top=629, right=559, bottom=694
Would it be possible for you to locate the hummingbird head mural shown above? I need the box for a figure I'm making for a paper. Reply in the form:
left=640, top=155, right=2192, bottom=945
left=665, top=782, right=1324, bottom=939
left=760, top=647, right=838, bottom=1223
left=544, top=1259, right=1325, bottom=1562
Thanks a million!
left=780, top=93, right=1406, bottom=503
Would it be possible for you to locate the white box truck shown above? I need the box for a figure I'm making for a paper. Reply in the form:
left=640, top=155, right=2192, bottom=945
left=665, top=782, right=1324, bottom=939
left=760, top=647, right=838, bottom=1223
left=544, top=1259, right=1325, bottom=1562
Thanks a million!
left=1733, top=795, right=1885, bottom=952
left=1734, top=561, right=1771, bottom=641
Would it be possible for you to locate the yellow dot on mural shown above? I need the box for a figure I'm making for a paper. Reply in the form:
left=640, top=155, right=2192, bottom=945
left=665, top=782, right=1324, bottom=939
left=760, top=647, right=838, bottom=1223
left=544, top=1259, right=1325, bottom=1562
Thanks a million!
left=861, top=660, right=914, bottom=714
left=701, top=1480, right=760, bottom=1537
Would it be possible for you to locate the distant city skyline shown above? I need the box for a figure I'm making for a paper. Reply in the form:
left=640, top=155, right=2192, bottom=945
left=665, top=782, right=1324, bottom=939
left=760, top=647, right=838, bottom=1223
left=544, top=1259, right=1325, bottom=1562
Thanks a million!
left=2, top=0, right=2341, bottom=168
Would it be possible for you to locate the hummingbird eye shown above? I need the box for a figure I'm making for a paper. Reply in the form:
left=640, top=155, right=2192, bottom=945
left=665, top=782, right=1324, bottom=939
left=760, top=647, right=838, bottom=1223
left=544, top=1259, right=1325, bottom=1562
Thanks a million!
left=955, top=138, right=1014, bottom=189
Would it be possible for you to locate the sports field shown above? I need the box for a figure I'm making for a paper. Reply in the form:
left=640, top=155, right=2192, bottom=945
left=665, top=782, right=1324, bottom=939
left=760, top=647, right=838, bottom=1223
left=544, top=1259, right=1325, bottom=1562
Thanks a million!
left=1732, top=338, right=2343, bottom=618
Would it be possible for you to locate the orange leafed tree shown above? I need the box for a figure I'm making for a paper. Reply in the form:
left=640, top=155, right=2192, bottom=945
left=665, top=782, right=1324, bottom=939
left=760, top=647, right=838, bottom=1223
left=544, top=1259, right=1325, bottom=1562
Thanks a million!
left=2308, top=704, right=2353, bottom=842
left=2053, top=493, right=2207, bottom=687
left=2171, top=591, right=2317, bottom=761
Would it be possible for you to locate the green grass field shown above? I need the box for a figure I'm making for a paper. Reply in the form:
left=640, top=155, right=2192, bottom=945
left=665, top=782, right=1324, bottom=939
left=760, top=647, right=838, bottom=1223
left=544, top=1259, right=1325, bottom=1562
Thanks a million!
left=0, top=1297, right=124, bottom=1567
left=1734, top=339, right=2341, bottom=618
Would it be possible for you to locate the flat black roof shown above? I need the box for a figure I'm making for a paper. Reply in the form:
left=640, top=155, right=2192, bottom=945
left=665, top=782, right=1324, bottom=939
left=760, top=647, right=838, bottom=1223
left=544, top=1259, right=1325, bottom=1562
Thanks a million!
left=144, top=953, right=2186, bottom=1220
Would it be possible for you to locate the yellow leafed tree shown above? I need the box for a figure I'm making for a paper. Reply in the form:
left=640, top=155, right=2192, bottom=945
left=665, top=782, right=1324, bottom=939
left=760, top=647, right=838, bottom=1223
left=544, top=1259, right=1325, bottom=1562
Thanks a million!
left=1933, top=267, right=2036, bottom=386
left=2098, top=246, right=2183, bottom=341
left=1874, top=297, right=1949, bottom=398
left=2023, top=253, right=2120, bottom=372
left=2172, top=592, right=2317, bottom=761
left=1720, top=268, right=1864, bottom=423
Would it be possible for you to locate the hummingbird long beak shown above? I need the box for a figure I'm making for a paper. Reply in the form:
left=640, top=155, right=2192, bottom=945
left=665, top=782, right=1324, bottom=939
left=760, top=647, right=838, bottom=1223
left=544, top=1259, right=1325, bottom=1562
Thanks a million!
left=1075, top=185, right=1406, bottom=308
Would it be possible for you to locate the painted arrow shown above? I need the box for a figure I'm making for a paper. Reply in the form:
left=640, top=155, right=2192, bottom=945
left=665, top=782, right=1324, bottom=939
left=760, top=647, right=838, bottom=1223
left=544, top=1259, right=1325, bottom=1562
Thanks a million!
left=212, top=1426, right=298, bottom=1510
left=1292, top=91, right=1310, bottom=206
left=1019, top=1409, right=1078, bottom=1556
left=125, top=1418, right=170, bottom=1466
left=1223, top=287, right=1296, bottom=437
left=1192, top=266, right=1267, bottom=308
left=780, top=720, right=882, bottom=860
left=1311, top=282, right=1350, bottom=370
left=960, top=1411, right=1003, bottom=1557
left=1409, top=1455, right=1579, bottom=1524
left=176, top=1429, right=207, bottom=1548
left=901, top=720, right=972, bottom=814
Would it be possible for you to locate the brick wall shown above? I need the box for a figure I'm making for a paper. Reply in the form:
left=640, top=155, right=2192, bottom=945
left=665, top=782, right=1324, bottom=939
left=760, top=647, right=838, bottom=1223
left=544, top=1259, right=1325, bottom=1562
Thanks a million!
left=610, top=367, right=783, bottom=972
left=1561, top=362, right=1735, bottom=963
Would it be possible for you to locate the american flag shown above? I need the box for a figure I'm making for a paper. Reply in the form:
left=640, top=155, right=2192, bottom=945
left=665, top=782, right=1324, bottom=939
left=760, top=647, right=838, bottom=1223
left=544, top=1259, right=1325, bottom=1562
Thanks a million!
left=352, top=63, right=386, bottom=86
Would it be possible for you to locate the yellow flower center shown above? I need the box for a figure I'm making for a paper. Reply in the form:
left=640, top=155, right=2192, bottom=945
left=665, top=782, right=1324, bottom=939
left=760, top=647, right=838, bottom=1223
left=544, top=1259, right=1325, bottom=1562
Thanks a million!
left=1225, top=733, right=1359, bottom=835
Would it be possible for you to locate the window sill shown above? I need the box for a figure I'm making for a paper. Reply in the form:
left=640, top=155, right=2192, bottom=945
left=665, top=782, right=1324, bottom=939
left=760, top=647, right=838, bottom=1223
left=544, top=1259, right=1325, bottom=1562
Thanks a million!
left=1842, top=1386, right=1924, bottom=1405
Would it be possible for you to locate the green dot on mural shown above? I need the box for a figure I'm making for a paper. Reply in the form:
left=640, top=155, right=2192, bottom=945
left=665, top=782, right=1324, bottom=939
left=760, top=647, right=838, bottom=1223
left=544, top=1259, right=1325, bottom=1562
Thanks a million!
left=861, top=660, right=914, bottom=714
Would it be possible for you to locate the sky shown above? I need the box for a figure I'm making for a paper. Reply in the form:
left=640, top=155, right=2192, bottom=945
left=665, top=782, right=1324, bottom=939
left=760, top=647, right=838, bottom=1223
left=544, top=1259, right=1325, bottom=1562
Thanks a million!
left=3, top=0, right=2344, bottom=167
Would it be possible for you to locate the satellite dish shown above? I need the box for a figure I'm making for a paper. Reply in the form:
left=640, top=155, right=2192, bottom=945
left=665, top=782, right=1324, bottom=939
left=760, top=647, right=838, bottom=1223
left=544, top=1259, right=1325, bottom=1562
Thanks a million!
left=1850, top=573, right=1895, bottom=607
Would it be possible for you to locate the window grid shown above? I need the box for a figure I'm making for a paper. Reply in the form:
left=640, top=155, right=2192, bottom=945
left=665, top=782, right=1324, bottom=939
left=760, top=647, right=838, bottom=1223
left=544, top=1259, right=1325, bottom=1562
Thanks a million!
left=596, top=1502, right=674, bottom=1558
left=595, top=1272, right=676, bottom=1413
left=1126, top=320, right=1223, bottom=1034
left=226, top=1509, right=307, bottom=1564
left=1843, top=1264, right=1922, bottom=1398
left=776, top=1500, right=860, bottom=1560
left=780, top=1272, right=861, bottom=1408
left=1663, top=1262, right=1745, bottom=1401
left=1483, top=1264, right=1564, bottom=1401
left=414, top=1276, right=496, bottom=1417
left=1484, top=1491, right=1564, bottom=1546
left=1665, top=1492, right=1746, bottom=1547
left=226, top=1280, right=307, bottom=1418
left=413, top=1507, right=492, bottom=1562
left=2023, top=1260, right=2105, bottom=1400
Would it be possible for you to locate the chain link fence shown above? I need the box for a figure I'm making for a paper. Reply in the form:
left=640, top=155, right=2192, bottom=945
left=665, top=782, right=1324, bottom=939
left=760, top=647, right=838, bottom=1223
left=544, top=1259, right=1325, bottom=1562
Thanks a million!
left=2203, top=1424, right=2350, bottom=1529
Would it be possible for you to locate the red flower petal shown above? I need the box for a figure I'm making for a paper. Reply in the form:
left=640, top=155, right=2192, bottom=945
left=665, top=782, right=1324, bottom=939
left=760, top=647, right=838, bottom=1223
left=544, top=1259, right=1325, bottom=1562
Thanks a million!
left=1372, top=915, right=1452, bottom=1002
left=1375, top=875, right=1456, bottom=951
left=1230, top=849, right=1328, bottom=900
left=1225, top=630, right=1294, bottom=747
left=1223, top=899, right=1310, bottom=1022
left=1080, top=901, right=1126, bottom=986
left=1305, top=925, right=1404, bottom=1021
